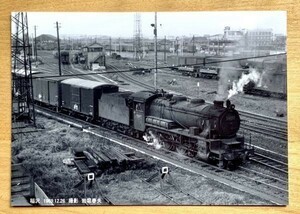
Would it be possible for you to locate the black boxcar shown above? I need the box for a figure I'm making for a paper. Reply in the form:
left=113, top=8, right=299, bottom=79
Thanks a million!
left=61, top=51, right=70, bottom=65
left=32, top=75, right=67, bottom=107
left=61, top=78, right=118, bottom=118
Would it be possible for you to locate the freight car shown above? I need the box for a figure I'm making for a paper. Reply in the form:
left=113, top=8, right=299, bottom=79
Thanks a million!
left=53, top=51, right=70, bottom=64
left=60, top=51, right=70, bottom=65
left=32, top=76, right=253, bottom=169
left=193, top=66, right=220, bottom=79
left=167, top=55, right=223, bottom=79
left=243, top=81, right=287, bottom=100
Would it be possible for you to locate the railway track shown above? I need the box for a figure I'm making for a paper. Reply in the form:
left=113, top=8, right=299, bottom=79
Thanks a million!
left=107, top=64, right=155, bottom=91
left=239, top=110, right=287, bottom=141
left=107, top=63, right=287, bottom=142
left=249, top=152, right=288, bottom=174
left=34, top=105, right=288, bottom=205
left=134, top=172, right=203, bottom=205
left=240, top=122, right=287, bottom=141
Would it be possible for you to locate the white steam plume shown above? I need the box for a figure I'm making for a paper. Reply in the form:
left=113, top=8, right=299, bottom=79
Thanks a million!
left=215, top=61, right=240, bottom=101
left=143, top=131, right=163, bottom=150
left=227, top=68, right=261, bottom=99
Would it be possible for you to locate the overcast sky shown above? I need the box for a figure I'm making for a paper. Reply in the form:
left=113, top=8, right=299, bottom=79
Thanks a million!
left=24, top=11, right=286, bottom=39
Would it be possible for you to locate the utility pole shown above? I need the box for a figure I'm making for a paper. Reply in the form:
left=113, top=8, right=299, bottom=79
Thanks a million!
left=34, top=25, right=37, bottom=62
left=151, top=13, right=158, bottom=89
left=31, top=33, right=34, bottom=60
left=56, top=21, right=62, bottom=76
left=154, top=12, right=158, bottom=90
left=109, top=37, right=112, bottom=56
left=119, top=37, right=121, bottom=54
left=176, top=37, right=179, bottom=65
left=218, top=39, right=220, bottom=56
left=181, top=37, right=184, bottom=56
left=164, top=35, right=166, bottom=63
left=192, top=35, right=195, bottom=56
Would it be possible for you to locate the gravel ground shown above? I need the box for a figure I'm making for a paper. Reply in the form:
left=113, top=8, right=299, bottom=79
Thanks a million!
left=12, top=115, right=271, bottom=205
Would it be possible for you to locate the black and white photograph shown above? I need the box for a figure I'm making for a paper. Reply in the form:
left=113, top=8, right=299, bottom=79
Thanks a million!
left=11, top=11, right=287, bottom=206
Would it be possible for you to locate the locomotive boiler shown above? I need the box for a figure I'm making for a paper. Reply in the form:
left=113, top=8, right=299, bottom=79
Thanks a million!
left=148, top=96, right=240, bottom=139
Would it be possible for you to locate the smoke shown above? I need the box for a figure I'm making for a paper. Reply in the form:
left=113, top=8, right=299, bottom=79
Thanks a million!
left=227, top=68, right=260, bottom=99
left=215, top=61, right=240, bottom=101
left=143, top=130, right=163, bottom=150
left=257, top=70, right=264, bottom=87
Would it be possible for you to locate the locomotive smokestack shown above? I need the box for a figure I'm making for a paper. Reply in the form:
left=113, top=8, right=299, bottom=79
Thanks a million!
left=213, top=100, right=224, bottom=108
left=226, top=99, right=231, bottom=108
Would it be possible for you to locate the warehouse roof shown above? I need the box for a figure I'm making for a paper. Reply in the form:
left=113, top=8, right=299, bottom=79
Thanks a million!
left=61, top=78, right=117, bottom=89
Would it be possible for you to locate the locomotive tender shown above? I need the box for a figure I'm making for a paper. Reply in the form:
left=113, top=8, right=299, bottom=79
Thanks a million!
left=31, top=76, right=253, bottom=169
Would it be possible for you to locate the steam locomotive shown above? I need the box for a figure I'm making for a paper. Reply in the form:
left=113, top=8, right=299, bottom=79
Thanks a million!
left=27, top=75, right=253, bottom=169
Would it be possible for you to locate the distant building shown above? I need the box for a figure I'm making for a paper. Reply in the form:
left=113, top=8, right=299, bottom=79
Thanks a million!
left=273, top=34, right=286, bottom=51
left=221, top=26, right=247, bottom=55
left=207, top=34, right=226, bottom=55
left=223, top=26, right=245, bottom=42
left=245, top=29, right=273, bottom=50
left=82, top=42, right=105, bottom=70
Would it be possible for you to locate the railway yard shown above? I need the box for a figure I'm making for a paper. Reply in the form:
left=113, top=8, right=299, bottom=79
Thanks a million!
left=12, top=50, right=288, bottom=206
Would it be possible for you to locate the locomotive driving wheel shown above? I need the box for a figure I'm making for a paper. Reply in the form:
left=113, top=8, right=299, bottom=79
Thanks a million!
left=159, top=132, right=177, bottom=151
left=185, top=143, right=197, bottom=158
left=175, top=143, right=197, bottom=158
left=164, top=141, right=176, bottom=151
left=176, top=146, right=186, bottom=157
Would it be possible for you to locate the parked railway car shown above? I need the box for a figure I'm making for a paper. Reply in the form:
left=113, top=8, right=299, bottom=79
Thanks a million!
left=31, top=76, right=253, bottom=169
left=167, top=55, right=223, bottom=79
left=243, top=81, right=287, bottom=100
left=193, top=67, right=220, bottom=79
left=32, top=75, right=67, bottom=107
left=60, top=51, right=70, bottom=65
left=53, top=50, right=71, bottom=64
left=12, top=70, right=43, bottom=97
left=60, top=78, right=118, bottom=118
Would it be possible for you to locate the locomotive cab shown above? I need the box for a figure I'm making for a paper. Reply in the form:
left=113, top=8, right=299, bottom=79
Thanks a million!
left=127, top=91, right=163, bottom=132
